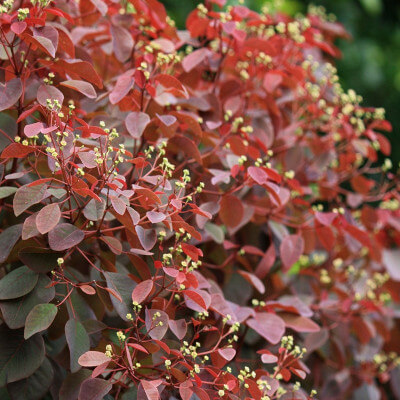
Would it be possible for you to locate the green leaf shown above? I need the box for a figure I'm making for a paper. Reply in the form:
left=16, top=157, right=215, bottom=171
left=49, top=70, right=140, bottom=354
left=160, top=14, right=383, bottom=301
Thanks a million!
left=204, top=222, right=224, bottom=244
left=0, top=224, right=22, bottom=264
left=13, top=183, right=47, bottom=217
left=0, top=186, right=17, bottom=199
left=83, top=198, right=106, bottom=221
left=18, top=247, right=62, bottom=273
left=24, top=303, right=58, bottom=339
left=0, top=274, right=55, bottom=329
left=65, top=319, right=90, bottom=373
left=7, top=358, right=54, bottom=400
left=104, top=272, right=136, bottom=320
left=0, top=324, right=45, bottom=386
left=0, top=266, right=38, bottom=300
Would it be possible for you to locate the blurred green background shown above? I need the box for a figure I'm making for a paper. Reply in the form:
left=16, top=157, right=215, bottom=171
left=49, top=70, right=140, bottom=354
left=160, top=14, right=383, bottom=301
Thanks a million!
left=162, top=0, right=400, bottom=164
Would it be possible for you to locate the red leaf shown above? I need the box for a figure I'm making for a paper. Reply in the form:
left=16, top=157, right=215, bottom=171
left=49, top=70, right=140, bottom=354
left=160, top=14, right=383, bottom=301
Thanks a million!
left=57, top=59, right=103, bottom=89
left=238, top=271, right=265, bottom=294
left=218, top=347, right=236, bottom=361
left=141, top=380, right=160, bottom=400
left=135, top=226, right=157, bottom=251
left=181, top=243, right=203, bottom=262
left=145, top=309, right=169, bottom=340
left=131, top=280, right=153, bottom=304
left=280, top=235, right=304, bottom=271
left=156, top=113, right=176, bottom=126
left=182, top=48, right=209, bottom=72
left=146, top=211, right=166, bottom=224
left=78, top=378, right=111, bottom=400
left=110, top=25, right=134, bottom=63
left=48, top=223, right=85, bottom=251
left=219, top=194, right=244, bottom=228
left=247, top=312, right=285, bottom=344
left=127, top=343, right=149, bottom=354
left=279, top=313, right=320, bottom=333
left=80, top=285, right=96, bottom=295
left=101, top=236, right=122, bottom=255
left=11, top=21, right=27, bottom=35
left=248, top=166, right=268, bottom=185
left=168, top=134, right=202, bottom=164
left=60, top=80, right=97, bottom=98
left=0, top=78, right=23, bottom=112
left=37, top=84, right=64, bottom=107
left=168, top=319, right=187, bottom=340
left=78, top=351, right=110, bottom=367
left=263, top=72, right=283, bottom=93
left=184, top=289, right=208, bottom=311
left=36, top=203, right=61, bottom=234
left=125, top=112, right=150, bottom=139
left=1, top=143, right=35, bottom=159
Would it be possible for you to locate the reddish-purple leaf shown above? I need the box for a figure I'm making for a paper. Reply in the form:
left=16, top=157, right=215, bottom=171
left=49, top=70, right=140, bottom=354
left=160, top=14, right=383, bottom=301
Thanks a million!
left=156, top=114, right=176, bottom=126
left=22, top=213, right=40, bottom=240
left=145, top=309, right=169, bottom=340
left=111, top=25, right=134, bottom=63
left=1, top=143, right=35, bottom=159
left=280, top=313, right=320, bottom=333
left=135, top=226, right=157, bottom=251
left=36, top=203, right=61, bottom=234
left=48, top=223, right=85, bottom=251
left=218, top=348, right=236, bottom=361
left=184, top=289, right=211, bottom=312
left=61, top=80, right=97, bottom=98
left=13, top=183, right=47, bottom=217
left=146, top=211, right=166, bottom=224
left=182, top=48, right=209, bottom=72
left=247, top=312, right=285, bottom=344
left=111, top=196, right=126, bottom=215
left=78, top=378, right=111, bottom=400
left=37, top=84, right=64, bottom=107
left=127, top=343, right=149, bottom=354
left=248, top=166, right=268, bottom=185
left=131, top=280, right=153, bottom=304
left=0, top=78, right=23, bottom=112
left=219, top=194, right=244, bottom=228
left=140, top=380, right=160, bottom=400
left=258, top=350, right=278, bottom=364
left=109, top=70, right=135, bottom=104
left=101, top=236, right=122, bottom=255
left=78, top=351, right=111, bottom=367
left=89, top=0, right=108, bottom=15
left=125, top=112, right=150, bottom=139
left=280, top=234, right=304, bottom=271
left=11, top=21, right=27, bottom=35
left=127, top=207, right=140, bottom=225
left=24, top=122, right=45, bottom=138
left=263, top=72, right=283, bottom=93
left=0, top=224, right=23, bottom=265
left=238, top=271, right=265, bottom=294
left=32, top=26, right=59, bottom=58
left=78, top=151, right=97, bottom=168
left=168, top=319, right=187, bottom=340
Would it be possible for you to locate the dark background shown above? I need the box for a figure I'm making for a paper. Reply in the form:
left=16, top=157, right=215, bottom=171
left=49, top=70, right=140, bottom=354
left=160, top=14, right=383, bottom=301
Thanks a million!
left=162, top=0, right=400, bottom=164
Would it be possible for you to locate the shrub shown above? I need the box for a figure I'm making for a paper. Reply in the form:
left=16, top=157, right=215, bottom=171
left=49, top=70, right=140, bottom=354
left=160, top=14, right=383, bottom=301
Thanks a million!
left=0, top=0, right=399, bottom=399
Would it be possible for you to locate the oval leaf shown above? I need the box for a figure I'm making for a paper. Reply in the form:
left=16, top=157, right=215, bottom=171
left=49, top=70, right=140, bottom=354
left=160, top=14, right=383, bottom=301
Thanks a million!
left=0, top=265, right=38, bottom=300
left=48, top=223, right=85, bottom=251
left=78, top=351, right=111, bottom=367
left=24, top=303, right=58, bottom=339
left=36, top=203, right=61, bottom=234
